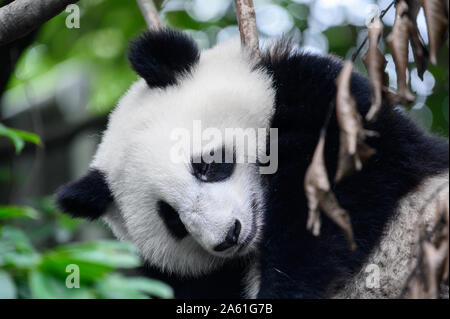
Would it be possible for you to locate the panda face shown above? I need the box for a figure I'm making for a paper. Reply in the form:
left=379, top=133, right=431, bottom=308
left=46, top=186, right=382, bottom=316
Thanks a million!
left=99, top=121, right=267, bottom=275
left=57, top=29, right=276, bottom=276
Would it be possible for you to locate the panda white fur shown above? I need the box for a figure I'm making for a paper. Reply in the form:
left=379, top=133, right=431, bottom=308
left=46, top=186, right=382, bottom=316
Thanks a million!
left=56, top=29, right=449, bottom=298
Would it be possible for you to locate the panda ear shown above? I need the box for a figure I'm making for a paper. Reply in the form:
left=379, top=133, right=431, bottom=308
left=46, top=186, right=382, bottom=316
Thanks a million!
left=55, top=169, right=113, bottom=220
left=128, top=28, right=200, bottom=89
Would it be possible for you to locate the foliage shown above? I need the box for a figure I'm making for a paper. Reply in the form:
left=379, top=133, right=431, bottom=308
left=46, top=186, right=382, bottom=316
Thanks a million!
left=0, top=206, right=173, bottom=299
left=0, top=124, right=41, bottom=154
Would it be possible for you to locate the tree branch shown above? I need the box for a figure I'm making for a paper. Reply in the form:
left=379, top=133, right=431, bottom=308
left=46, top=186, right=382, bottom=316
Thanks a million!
left=136, top=0, right=162, bottom=30
left=234, top=0, right=260, bottom=59
left=0, top=0, right=79, bottom=46
left=0, top=0, right=36, bottom=99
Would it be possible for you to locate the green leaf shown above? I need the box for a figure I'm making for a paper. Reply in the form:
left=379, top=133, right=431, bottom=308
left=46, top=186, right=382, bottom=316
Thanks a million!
left=2, top=253, right=41, bottom=269
left=0, top=226, right=36, bottom=253
left=48, top=240, right=140, bottom=267
left=29, top=269, right=93, bottom=299
left=41, top=254, right=114, bottom=283
left=0, top=124, right=24, bottom=154
left=0, top=123, right=41, bottom=154
left=0, top=270, right=17, bottom=299
left=0, top=226, right=41, bottom=269
left=40, top=240, right=141, bottom=283
left=119, top=276, right=174, bottom=299
left=96, top=274, right=173, bottom=299
left=29, top=270, right=55, bottom=299
left=0, top=205, right=40, bottom=220
left=14, top=129, right=41, bottom=146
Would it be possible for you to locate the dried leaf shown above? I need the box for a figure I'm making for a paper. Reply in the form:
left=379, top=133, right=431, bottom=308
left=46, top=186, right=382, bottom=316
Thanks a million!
left=404, top=189, right=449, bottom=299
left=305, top=132, right=329, bottom=237
left=410, top=33, right=429, bottom=80
left=335, top=61, right=376, bottom=182
left=304, top=130, right=357, bottom=251
left=408, top=0, right=424, bottom=16
left=407, top=0, right=430, bottom=80
left=363, top=17, right=389, bottom=121
left=444, top=197, right=449, bottom=282
left=387, top=0, right=416, bottom=105
left=409, top=276, right=425, bottom=298
left=384, top=87, right=407, bottom=105
left=422, top=0, right=449, bottom=65
left=434, top=194, right=449, bottom=282
left=320, top=190, right=357, bottom=251
left=422, top=240, right=448, bottom=298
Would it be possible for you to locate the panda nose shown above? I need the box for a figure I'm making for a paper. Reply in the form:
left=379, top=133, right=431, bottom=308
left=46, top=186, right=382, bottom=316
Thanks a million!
left=214, top=220, right=241, bottom=252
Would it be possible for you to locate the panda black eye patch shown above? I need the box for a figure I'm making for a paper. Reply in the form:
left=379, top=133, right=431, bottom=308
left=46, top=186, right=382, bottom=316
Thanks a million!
left=157, top=200, right=188, bottom=240
left=191, top=149, right=235, bottom=183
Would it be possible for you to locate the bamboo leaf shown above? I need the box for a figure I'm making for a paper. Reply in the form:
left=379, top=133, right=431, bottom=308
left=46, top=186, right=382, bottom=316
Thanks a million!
left=0, top=270, right=17, bottom=299
left=96, top=274, right=174, bottom=299
left=0, top=206, right=40, bottom=220
left=0, top=123, right=41, bottom=154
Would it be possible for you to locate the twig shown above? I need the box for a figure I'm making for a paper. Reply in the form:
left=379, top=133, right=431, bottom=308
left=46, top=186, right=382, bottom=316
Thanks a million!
left=0, top=0, right=80, bottom=46
left=352, top=1, right=396, bottom=61
left=136, top=0, right=162, bottom=30
left=234, top=0, right=260, bottom=59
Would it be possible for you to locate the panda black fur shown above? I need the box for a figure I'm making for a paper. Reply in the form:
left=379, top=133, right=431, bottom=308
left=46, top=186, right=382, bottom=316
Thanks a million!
left=56, top=29, right=449, bottom=299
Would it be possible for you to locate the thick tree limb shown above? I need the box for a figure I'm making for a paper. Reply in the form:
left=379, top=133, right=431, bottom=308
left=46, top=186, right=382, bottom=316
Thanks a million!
left=136, top=0, right=162, bottom=30
left=0, top=0, right=36, bottom=98
left=0, top=0, right=79, bottom=46
left=234, top=0, right=260, bottom=59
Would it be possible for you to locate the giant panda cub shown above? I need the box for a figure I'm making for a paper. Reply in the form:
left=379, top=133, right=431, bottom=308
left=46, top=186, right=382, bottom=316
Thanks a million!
left=56, top=29, right=449, bottom=299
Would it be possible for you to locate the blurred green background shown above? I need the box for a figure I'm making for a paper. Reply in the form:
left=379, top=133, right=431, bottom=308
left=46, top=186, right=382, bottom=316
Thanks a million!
left=0, top=0, right=448, bottom=299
